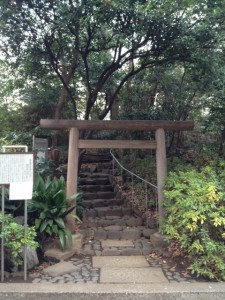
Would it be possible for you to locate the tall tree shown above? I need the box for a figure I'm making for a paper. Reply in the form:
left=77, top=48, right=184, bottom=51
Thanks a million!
left=0, top=0, right=224, bottom=127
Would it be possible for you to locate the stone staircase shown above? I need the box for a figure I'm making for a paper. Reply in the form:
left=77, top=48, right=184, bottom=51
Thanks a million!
left=79, top=170, right=157, bottom=256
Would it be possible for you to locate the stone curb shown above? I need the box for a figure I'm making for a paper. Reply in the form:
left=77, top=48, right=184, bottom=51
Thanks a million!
left=0, top=283, right=224, bottom=300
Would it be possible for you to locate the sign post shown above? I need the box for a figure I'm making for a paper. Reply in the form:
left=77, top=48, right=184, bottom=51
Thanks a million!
left=0, top=147, right=33, bottom=282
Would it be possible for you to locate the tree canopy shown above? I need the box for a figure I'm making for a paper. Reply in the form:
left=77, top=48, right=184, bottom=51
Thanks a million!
left=1, top=0, right=224, bottom=123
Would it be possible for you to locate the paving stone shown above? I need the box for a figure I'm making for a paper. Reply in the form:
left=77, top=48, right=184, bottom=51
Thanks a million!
left=142, top=246, right=154, bottom=255
left=83, top=200, right=92, bottom=208
left=82, top=249, right=96, bottom=256
left=120, top=228, right=142, bottom=240
left=133, top=240, right=142, bottom=249
left=107, top=199, right=123, bottom=206
left=100, top=185, right=113, bottom=192
left=97, top=191, right=115, bottom=199
left=82, top=185, right=101, bottom=192
left=126, top=217, right=143, bottom=227
left=122, top=207, right=132, bottom=215
left=107, top=230, right=122, bottom=239
left=120, top=248, right=142, bottom=256
left=95, top=207, right=110, bottom=217
left=104, top=225, right=123, bottom=231
left=100, top=267, right=168, bottom=283
left=102, top=248, right=121, bottom=256
left=142, top=228, right=154, bottom=238
left=94, top=229, right=107, bottom=240
left=84, top=244, right=92, bottom=251
left=101, top=240, right=134, bottom=248
left=86, top=209, right=97, bottom=218
left=83, top=192, right=97, bottom=200
left=93, top=244, right=101, bottom=250
left=93, top=256, right=149, bottom=268
left=105, top=216, right=120, bottom=220
left=42, top=261, right=79, bottom=277
left=92, top=199, right=105, bottom=207
left=109, top=207, right=123, bottom=217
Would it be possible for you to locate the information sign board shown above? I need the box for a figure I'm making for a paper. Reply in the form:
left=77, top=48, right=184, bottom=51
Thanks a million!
left=0, top=153, right=34, bottom=200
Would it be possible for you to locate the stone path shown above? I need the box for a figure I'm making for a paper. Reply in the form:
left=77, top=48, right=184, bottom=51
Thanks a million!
left=25, top=239, right=198, bottom=284
left=28, top=251, right=197, bottom=284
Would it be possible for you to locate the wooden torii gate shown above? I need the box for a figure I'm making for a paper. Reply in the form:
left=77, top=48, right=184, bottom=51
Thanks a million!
left=40, top=119, right=194, bottom=232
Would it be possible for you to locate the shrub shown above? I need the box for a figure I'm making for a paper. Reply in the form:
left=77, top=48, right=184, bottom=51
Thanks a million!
left=0, top=213, right=38, bottom=266
left=29, top=173, right=81, bottom=250
left=163, top=166, right=225, bottom=281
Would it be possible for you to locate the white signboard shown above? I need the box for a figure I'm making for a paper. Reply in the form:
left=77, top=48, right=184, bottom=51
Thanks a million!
left=0, top=153, right=34, bottom=200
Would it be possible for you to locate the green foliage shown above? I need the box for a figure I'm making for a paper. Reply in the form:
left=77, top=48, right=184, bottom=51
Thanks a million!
left=1, top=0, right=224, bottom=123
left=163, top=164, right=225, bottom=280
left=0, top=213, right=38, bottom=266
left=1, top=131, right=33, bottom=149
left=112, top=109, right=169, bottom=141
left=35, top=158, right=55, bottom=180
left=0, top=187, right=24, bottom=214
left=29, top=173, right=81, bottom=250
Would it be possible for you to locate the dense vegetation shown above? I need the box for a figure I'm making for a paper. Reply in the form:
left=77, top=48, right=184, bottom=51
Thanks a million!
left=0, top=0, right=224, bottom=150
left=0, top=0, right=224, bottom=280
left=163, top=156, right=225, bottom=281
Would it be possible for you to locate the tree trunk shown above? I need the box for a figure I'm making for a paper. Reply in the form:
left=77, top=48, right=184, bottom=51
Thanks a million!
left=110, top=98, right=119, bottom=119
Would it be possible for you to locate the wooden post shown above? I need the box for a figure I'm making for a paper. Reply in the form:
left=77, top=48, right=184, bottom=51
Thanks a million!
left=156, top=128, right=167, bottom=230
left=66, top=127, right=79, bottom=233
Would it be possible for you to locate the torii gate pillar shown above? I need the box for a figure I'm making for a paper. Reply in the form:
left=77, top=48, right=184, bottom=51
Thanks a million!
left=156, top=128, right=167, bottom=228
left=65, top=127, right=79, bottom=231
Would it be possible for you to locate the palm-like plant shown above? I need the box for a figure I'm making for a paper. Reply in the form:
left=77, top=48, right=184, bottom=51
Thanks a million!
left=29, top=173, right=81, bottom=250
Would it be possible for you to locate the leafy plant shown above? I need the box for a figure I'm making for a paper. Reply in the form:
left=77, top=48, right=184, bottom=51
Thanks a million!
left=163, top=165, right=225, bottom=281
left=0, top=213, right=38, bottom=266
left=75, top=192, right=84, bottom=221
left=29, top=173, right=81, bottom=250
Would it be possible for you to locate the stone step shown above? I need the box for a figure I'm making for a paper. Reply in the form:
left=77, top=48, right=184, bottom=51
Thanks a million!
left=81, top=216, right=144, bottom=228
left=82, top=239, right=154, bottom=256
left=83, top=198, right=124, bottom=209
left=83, top=226, right=146, bottom=242
left=80, top=184, right=113, bottom=193
left=80, top=172, right=110, bottom=179
left=79, top=178, right=110, bottom=185
left=83, top=191, right=116, bottom=200
left=84, top=206, right=133, bottom=218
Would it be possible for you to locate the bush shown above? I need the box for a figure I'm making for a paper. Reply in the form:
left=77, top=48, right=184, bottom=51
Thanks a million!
left=29, top=173, right=82, bottom=250
left=0, top=213, right=38, bottom=266
left=163, top=165, right=225, bottom=281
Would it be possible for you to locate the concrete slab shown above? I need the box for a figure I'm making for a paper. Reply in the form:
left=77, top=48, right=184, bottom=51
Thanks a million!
left=42, top=261, right=78, bottom=277
left=100, top=267, right=168, bottom=283
left=0, top=283, right=225, bottom=300
left=101, top=240, right=134, bottom=248
left=93, top=256, right=149, bottom=268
